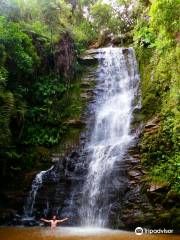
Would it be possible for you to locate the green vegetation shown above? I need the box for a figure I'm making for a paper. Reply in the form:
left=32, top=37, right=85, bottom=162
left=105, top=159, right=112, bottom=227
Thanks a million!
left=134, top=0, right=180, bottom=193
left=88, top=0, right=137, bottom=45
left=0, top=0, right=93, bottom=183
left=0, top=0, right=179, bottom=223
left=0, top=0, right=137, bottom=186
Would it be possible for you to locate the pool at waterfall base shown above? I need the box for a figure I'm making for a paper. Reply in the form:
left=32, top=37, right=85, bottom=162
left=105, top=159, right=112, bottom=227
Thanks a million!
left=0, top=227, right=178, bottom=240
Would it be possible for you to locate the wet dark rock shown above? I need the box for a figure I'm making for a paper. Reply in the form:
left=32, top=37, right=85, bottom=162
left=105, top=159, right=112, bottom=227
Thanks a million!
left=78, top=48, right=107, bottom=65
left=128, top=170, right=142, bottom=178
left=22, top=218, right=39, bottom=227
left=80, top=82, right=92, bottom=88
left=122, top=48, right=129, bottom=54
left=0, top=208, right=17, bottom=225
left=78, top=55, right=98, bottom=65
left=54, top=33, right=76, bottom=77
left=64, top=119, right=85, bottom=128
left=80, top=92, right=93, bottom=99
left=69, top=151, right=79, bottom=159
left=51, top=154, right=60, bottom=163
left=18, top=65, right=98, bottom=226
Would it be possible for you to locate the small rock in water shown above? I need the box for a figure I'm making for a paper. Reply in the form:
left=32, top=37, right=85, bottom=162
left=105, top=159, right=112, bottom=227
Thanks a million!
left=22, top=218, right=39, bottom=227
left=122, top=48, right=129, bottom=54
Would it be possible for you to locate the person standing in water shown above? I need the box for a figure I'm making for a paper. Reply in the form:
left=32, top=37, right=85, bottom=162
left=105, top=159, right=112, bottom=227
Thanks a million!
left=41, top=216, right=68, bottom=229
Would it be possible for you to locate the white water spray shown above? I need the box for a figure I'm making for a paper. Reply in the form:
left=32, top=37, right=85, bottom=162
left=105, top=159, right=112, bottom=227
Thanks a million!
left=23, top=166, right=53, bottom=217
left=80, top=47, right=140, bottom=227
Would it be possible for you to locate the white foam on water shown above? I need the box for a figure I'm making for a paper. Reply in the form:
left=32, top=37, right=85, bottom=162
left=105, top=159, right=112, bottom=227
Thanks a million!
left=43, top=227, right=126, bottom=237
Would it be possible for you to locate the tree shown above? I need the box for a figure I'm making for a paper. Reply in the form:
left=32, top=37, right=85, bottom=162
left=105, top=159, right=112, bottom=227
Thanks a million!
left=90, top=1, right=114, bottom=32
left=150, top=0, right=180, bottom=37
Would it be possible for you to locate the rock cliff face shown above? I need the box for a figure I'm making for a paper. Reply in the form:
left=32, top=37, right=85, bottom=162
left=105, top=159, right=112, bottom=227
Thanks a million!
left=120, top=116, right=180, bottom=230
left=27, top=31, right=76, bottom=77
left=26, top=65, right=97, bottom=225
left=54, top=33, right=76, bottom=77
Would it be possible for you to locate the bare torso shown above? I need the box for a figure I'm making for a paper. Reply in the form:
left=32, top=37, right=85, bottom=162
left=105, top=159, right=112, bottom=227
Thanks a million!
left=50, top=220, right=58, bottom=229
left=40, top=217, right=68, bottom=229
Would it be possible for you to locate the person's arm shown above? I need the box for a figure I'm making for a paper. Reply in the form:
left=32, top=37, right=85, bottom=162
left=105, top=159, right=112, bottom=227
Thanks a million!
left=40, top=218, right=51, bottom=223
left=57, top=217, right=68, bottom=223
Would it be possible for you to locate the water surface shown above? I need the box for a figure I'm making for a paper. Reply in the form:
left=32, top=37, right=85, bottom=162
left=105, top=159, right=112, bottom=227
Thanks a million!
left=0, top=227, right=178, bottom=240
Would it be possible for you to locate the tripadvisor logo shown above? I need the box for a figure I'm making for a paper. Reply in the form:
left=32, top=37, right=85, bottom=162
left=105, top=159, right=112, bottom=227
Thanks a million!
left=135, top=227, right=143, bottom=235
left=135, top=227, right=174, bottom=235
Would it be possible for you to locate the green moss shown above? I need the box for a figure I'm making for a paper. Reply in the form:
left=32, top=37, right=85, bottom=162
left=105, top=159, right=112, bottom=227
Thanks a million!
left=138, top=45, right=180, bottom=193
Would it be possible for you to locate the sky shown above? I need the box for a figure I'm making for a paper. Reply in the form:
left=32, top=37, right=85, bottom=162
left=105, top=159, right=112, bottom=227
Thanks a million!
left=102, top=0, right=117, bottom=5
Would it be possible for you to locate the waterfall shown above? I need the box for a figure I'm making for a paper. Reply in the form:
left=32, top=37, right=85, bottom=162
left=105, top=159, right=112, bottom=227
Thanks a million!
left=22, top=47, right=140, bottom=226
left=23, top=166, right=54, bottom=218
left=79, top=47, right=140, bottom=227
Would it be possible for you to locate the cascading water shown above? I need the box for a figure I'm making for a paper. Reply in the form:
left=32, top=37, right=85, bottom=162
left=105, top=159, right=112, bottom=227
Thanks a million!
left=22, top=47, right=140, bottom=227
left=23, top=166, right=54, bottom=218
left=79, top=47, right=140, bottom=227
